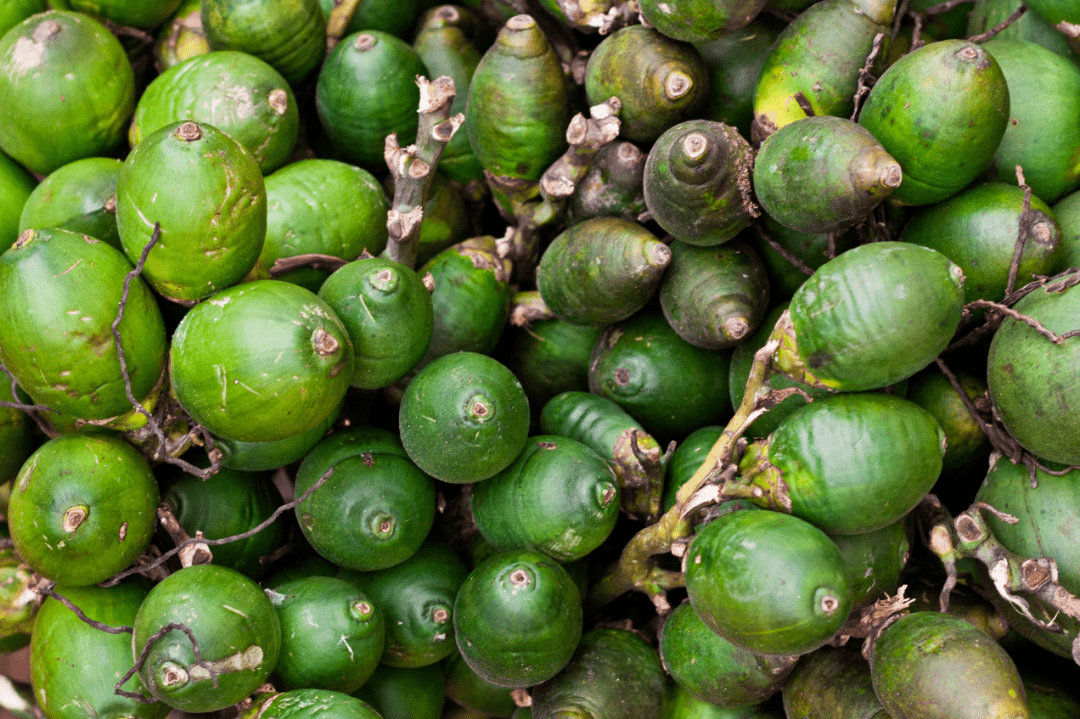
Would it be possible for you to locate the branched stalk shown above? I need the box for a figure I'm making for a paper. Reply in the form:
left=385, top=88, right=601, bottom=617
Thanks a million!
left=584, top=331, right=782, bottom=613
left=383, top=76, right=463, bottom=270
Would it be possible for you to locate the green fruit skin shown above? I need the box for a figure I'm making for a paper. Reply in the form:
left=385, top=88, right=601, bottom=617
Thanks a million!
left=0, top=151, right=36, bottom=247
left=154, top=0, right=210, bottom=71
left=754, top=116, right=902, bottom=234
left=638, top=0, right=766, bottom=43
left=643, top=120, right=756, bottom=246
left=662, top=425, right=723, bottom=513
left=829, top=518, right=909, bottom=607
left=589, top=308, right=732, bottom=440
left=413, top=9, right=484, bottom=185
left=900, top=182, right=1061, bottom=305
left=130, top=51, right=299, bottom=175
left=531, top=628, right=667, bottom=719
left=540, top=391, right=652, bottom=464
left=30, top=580, right=169, bottom=719
left=0, top=228, right=166, bottom=423
left=319, top=257, right=435, bottom=389
left=259, top=158, right=389, bottom=279
left=749, top=392, right=945, bottom=535
left=317, top=31, right=428, bottom=169
left=497, top=313, right=602, bottom=413
left=0, top=0, right=46, bottom=38
left=782, top=646, right=888, bottom=719
left=202, top=0, right=326, bottom=85
left=788, top=241, right=965, bottom=392
left=269, top=576, right=385, bottom=693
left=969, top=0, right=1079, bottom=61
left=0, top=11, right=135, bottom=175
left=584, top=25, right=709, bottom=143
left=212, top=398, right=342, bottom=472
left=443, top=650, right=520, bottom=717
left=471, top=435, right=620, bottom=563
left=982, top=38, right=1080, bottom=203
left=341, top=539, right=469, bottom=668
left=665, top=682, right=787, bottom=718
left=0, top=548, right=36, bottom=643
left=8, top=432, right=159, bottom=587
left=465, top=14, right=571, bottom=181
left=320, top=0, right=421, bottom=39
left=453, top=549, right=583, bottom=688
left=68, top=0, right=183, bottom=28
left=749, top=216, right=858, bottom=300
left=294, top=427, right=436, bottom=571
left=685, top=508, right=853, bottom=656
left=351, top=663, right=446, bottom=719
left=399, top=352, right=530, bottom=484
left=752, top=0, right=892, bottom=136
left=117, top=121, right=267, bottom=304
left=975, top=459, right=1080, bottom=660
left=242, top=689, right=384, bottom=719
left=857, top=39, right=1010, bottom=206
left=659, top=239, right=771, bottom=350
left=18, top=157, right=122, bottom=250
left=0, top=382, right=33, bottom=488
left=566, top=140, right=648, bottom=225
left=986, top=272, right=1080, bottom=464
left=694, top=18, right=784, bottom=139
left=1025, top=0, right=1080, bottom=26
left=161, top=465, right=285, bottom=580
left=1053, top=189, right=1080, bottom=272
left=418, top=236, right=512, bottom=364
left=133, top=565, right=282, bottom=714
left=870, top=611, right=1030, bottom=719
left=660, top=600, right=797, bottom=708
left=536, top=217, right=671, bottom=328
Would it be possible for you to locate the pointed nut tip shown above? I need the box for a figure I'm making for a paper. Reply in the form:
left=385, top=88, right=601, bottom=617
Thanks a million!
left=176, top=122, right=201, bottom=141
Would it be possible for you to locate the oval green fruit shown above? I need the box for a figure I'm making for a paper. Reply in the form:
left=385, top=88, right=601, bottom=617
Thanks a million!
left=202, top=0, right=326, bottom=85
left=68, top=0, right=183, bottom=28
left=0, top=151, right=36, bottom=247
left=18, top=157, right=122, bottom=250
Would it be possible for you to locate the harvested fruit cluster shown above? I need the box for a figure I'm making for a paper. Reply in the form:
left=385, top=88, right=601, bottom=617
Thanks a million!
left=0, top=0, right=1079, bottom=718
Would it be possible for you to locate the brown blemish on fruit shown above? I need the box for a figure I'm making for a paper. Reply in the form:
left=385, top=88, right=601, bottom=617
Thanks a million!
left=312, top=327, right=340, bottom=356
left=268, top=89, right=288, bottom=115
left=176, top=122, right=201, bottom=141
left=62, top=505, right=88, bottom=533
left=614, top=367, right=631, bottom=386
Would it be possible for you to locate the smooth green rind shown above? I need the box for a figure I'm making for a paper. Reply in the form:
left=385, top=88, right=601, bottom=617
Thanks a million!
left=130, top=51, right=299, bottom=175
left=900, top=182, right=1060, bottom=305
left=319, top=257, right=434, bottom=389
left=1053, top=189, right=1080, bottom=271
left=752, top=0, right=892, bottom=137
left=243, top=689, right=384, bottom=719
left=753, top=393, right=945, bottom=535
left=341, top=539, right=468, bottom=668
left=986, top=272, right=1080, bottom=464
left=684, top=509, right=853, bottom=656
left=201, top=0, right=326, bottom=85
left=858, top=39, right=1010, bottom=206
left=975, top=459, right=1080, bottom=659
left=982, top=38, right=1080, bottom=204
left=660, top=601, right=797, bottom=708
left=161, top=465, right=285, bottom=580
left=1025, top=0, right=1080, bottom=28
left=0, top=228, right=167, bottom=423
left=531, top=628, right=667, bottom=719
left=497, top=316, right=601, bottom=413
left=154, top=0, right=210, bottom=70
left=0, top=382, right=33, bottom=487
left=642, top=119, right=756, bottom=246
left=659, top=239, right=770, bottom=349
left=536, top=217, right=671, bottom=327
left=787, top=241, right=965, bottom=392
left=30, top=580, right=168, bottom=719
left=781, top=646, right=887, bottom=719
left=969, top=0, right=1078, bottom=62
left=351, top=663, right=445, bottom=719
left=662, top=425, right=723, bottom=513
left=259, top=158, right=388, bottom=278
left=133, top=565, right=282, bottom=714
left=0, top=0, right=46, bottom=38
left=399, top=352, right=530, bottom=483
left=870, top=611, right=1030, bottom=719
left=753, top=116, right=902, bottom=233
left=169, top=280, right=353, bottom=443
left=8, top=433, right=159, bottom=586
left=0, top=11, right=135, bottom=175
left=829, top=519, right=909, bottom=607
left=665, top=683, right=786, bottom=719
left=638, top=0, right=766, bottom=43
left=443, top=650, right=519, bottom=717
left=18, top=157, right=121, bottom=250
left=588, top=308, right=732, bottom=439
left=269, top=577, right=385, bottom=693
left=294, top=427, right=436, bottom=571
left=465, top=14, right=571, bottom=181
left=584, top=25, right=709, bottom=143
left=116, top=121, right=267, bottom=304
left=316, top=31, right=428, bottom=169
left=471, top=435, right=620, bottom=563
left=0, top=152, right=36, bottom=247
left=749, top=217, right=858, bottom=300
left=211, top=399, right=341, bottom=471
left=453, top=549, right=583, bottom=688
left=68, top=0, right=183, bottom=28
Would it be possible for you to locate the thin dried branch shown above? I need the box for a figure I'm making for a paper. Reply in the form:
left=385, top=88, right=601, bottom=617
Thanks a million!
left=923, top=0, right=974, bottom=14
left=793, top=92, right=815, bottom=117
left=269, top=253, right=349, bottom=277
left=508, top=290, right=557, bottom=327
left=753, top=223, right=815, bottom=276
left=116, top=622, right=216, bottom=702
left=968, top=3, right=1028, bottom=42
left=1005, top=165, right=1033, bottom=296
left=850, top=32, right=886, bottom=121
left=35, top=582, right=132, bottom=634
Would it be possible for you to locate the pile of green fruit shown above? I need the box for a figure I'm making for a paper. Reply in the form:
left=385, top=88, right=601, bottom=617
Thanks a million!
left=0, top=0, right=1079, bottom=717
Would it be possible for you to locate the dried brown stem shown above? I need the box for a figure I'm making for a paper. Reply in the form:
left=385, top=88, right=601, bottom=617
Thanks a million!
left=36, top=582, right=132, bottom=635
left=753, top=223, right=815, bottom=276
left=383, top=76, right=462, bottom=270
left=923, top=0, right=974, bottom=14
left=965, top=300, right=1079, bottom=345
left=1005, top=165, right=1033, bottom=297
left=117, top=622, right=216, bottom=702
left=508, top=291, right=556, bottom=327
left=850, top=32, right=885, bottom=122
left=793, top=92, right=815, bottom=117
left=968, top=3, right=1027, bottom=42
left=269, top=253, right=349, bottom=277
